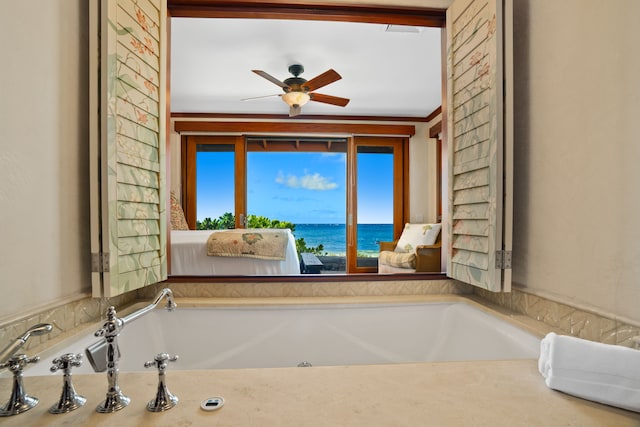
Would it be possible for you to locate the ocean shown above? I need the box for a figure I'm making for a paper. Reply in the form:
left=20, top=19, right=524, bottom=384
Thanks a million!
left=293, top=223, right=393, bottom=256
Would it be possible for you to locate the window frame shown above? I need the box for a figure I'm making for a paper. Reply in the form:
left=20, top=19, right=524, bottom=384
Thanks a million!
left=181, top=135, right=246, bottom=229
left=349, top=136, right=408, bottom=273
left=180, top=131, right=410, bottom=275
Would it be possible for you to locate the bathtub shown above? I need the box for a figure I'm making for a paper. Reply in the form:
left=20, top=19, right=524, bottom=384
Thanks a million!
left=22, top=299, right=540, bottom=376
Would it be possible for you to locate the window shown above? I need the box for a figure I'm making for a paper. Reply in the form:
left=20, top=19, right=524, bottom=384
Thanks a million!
left=196, top=143, right=235, bottom=221
left=349, top=137, right=407, bottom=273
left=168, top=1, right=511, bottom=290
left=180, top=133, right=408, bottom=274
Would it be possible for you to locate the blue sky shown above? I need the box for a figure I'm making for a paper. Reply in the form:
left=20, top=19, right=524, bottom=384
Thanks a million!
left=196, top=151, right=393, bottom=224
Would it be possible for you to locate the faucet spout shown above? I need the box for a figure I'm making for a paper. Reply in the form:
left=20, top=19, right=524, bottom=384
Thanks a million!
left=153, top=288, right=176, bottom=311
left=122, top=288, right=176, bottom=325
left=84, top=288, right=176, bottom=373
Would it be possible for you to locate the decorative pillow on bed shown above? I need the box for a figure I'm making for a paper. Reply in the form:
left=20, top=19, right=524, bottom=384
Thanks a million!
left=394, top=223, right=441, bottom=254
left=379, top=251, right=416, bottom=269
left=207, top=229, right=289, bottom=260
left=170, top=192, right=189, bottom=230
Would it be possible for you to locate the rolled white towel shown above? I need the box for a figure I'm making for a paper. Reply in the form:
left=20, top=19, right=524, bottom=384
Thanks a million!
left=538, top=332, right=640, bottom=413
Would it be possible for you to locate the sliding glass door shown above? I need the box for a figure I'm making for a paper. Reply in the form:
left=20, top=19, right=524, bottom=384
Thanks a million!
left=348, top=137, right=407, bottom=273
left=181, top=134, right=407, bottom=275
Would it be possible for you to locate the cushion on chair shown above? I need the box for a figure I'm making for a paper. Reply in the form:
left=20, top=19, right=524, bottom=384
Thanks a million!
left=379, top=251, right=416, bottom=269
left=394, top=223, right=441, bottom=254
left=170, top=192, right=189, bottom=230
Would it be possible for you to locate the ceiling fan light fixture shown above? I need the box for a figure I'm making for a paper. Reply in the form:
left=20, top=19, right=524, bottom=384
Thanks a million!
left=282, top=91, right=310, bottom=108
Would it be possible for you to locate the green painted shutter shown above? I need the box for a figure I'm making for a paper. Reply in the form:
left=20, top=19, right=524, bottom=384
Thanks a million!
left=90, top=0, right=167, bottom=297
left=446, top=0, right=513, bottom=292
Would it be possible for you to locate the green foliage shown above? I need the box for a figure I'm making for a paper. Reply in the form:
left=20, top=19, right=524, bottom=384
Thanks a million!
left=196, top=212, right=235, bottom=230
left=296, top=238, right=326, bottom=256
left=246, top=215, right=295, bottom=231
left=196, top=212, right=325, bottom=255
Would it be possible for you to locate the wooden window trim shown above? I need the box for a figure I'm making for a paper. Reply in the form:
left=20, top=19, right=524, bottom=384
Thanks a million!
left=168, top=1, right=445, bottom=28
left=174, top=121, right=415, bottom=136
left=168, top=1, right=446, bottom=280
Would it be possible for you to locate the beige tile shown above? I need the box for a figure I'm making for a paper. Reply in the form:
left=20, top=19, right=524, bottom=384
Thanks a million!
left=556, top=303, right=575, bottom=334
left=511, top=289, right=527, bottom=314
left=598, top=317, right=619, bottom=345
left=570, top=310, right=601, bottom=341
left=614, top=322, right=640, bottom=348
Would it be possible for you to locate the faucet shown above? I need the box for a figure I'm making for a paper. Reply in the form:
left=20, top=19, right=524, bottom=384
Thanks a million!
left=86, top=288, right=176, bottom=373
left=0, top=323, right=53, bottom=416
left=94, top=306, right=128, bottom=413
left=89, top=288, right=176, bottom=413
left=0, top=323, right=53, bottom=365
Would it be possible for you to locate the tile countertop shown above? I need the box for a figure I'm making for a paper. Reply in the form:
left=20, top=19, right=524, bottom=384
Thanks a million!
left=1, top=360, right=639, bottom=427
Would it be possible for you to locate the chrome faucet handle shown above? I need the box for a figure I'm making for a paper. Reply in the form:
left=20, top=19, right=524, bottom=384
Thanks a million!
left=144, top=352, right=179, bottom=370
left=0, top=354, right=41, bottom=417
left=95, top=306, right=124, bottom=339
left=144, top=353, right=179, bottom=412
left=48, top=353, right=87, bottom=414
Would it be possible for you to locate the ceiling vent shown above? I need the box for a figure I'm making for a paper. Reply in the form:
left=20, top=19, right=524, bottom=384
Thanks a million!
left=385, top=25, right=422, bottom=33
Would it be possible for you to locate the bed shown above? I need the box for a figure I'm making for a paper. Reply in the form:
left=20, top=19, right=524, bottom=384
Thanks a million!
left=170, top=229, right=301, bottom=276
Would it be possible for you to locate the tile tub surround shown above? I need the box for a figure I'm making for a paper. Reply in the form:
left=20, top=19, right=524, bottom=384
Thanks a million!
left=1, top=278, right=639, bottom=358
left=474, top=287, right=640, bottom=348
left=0, top=291, right=138, bottom=360
left=1, top=360, right=639, bottom=426
left=0, top=279, right=471, bottom=357
left=139, top=278, right=474, bottom=299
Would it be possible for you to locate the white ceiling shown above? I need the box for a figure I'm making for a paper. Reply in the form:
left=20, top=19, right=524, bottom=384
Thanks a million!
left=170, top=18, right=442, bottom=118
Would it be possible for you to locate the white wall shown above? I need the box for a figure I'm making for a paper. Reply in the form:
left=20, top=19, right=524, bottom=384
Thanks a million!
left=511, top=0, right=640, bottom=323
left=0, top=1, right=91, bottom=321
left=410, top=122, right=440, bottom=224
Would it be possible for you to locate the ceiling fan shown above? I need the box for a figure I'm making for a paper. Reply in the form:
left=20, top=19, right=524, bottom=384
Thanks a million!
left=246, top=64, right=350, bottom=117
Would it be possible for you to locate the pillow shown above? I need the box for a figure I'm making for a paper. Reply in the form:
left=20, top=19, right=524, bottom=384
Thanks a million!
left=379, top=251, right=416, bottom=269
left=170, top=192, right=189, bottom=230
left=394, top=223, right=441, bottom=254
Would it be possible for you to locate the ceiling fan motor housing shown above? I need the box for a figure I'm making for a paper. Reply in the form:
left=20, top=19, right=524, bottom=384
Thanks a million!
left=288, top=64, right=304, bottom=77
left=284, top=64, right=307, bottom=92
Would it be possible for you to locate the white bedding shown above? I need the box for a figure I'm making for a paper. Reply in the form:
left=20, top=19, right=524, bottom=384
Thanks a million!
left=170, top=229, right=301, bottom=276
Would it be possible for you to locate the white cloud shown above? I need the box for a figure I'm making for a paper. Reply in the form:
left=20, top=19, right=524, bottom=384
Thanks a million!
left=320, top=152, right=346, bottom=162
left=275, top=171, right=338, bottom=191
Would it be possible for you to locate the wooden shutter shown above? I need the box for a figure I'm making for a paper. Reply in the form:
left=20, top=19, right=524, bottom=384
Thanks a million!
left=90, top=0, right=167, bottom=297
left=446, top=0, right=513, bottom=292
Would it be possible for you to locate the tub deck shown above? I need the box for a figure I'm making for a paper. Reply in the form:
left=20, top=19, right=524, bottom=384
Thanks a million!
left=1, top=359, right=639, bottom=426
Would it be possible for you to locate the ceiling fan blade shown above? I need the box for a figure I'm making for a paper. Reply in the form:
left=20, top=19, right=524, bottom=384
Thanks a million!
left=289, top=105, right=302, bottom=117
left=303, top=69, right=342, bottom=92
left=252, top=70, right=289, bottom=89
left=241, top=94, right=281, bottom=101
left=309, top=93, right=350, bottom=107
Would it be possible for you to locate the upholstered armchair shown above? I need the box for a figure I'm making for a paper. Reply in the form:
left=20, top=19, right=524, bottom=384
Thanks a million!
left=378, top=223, right=442, bottom=273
